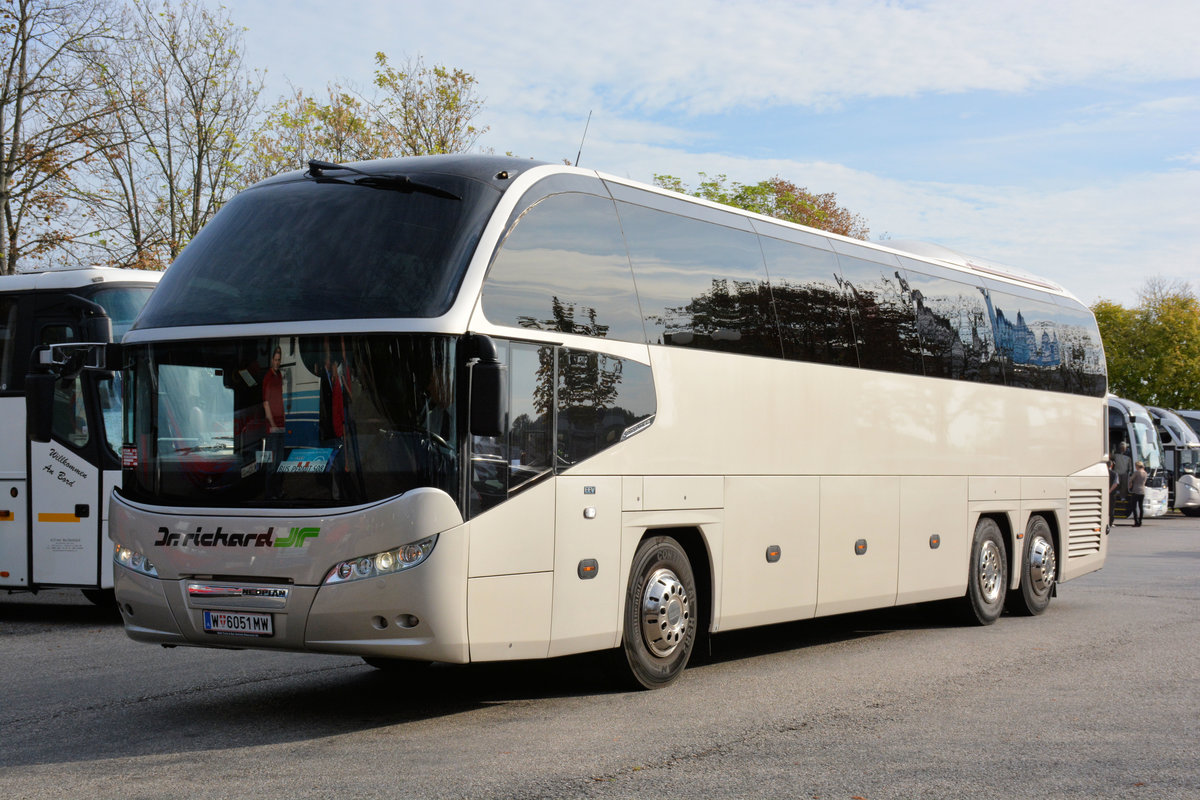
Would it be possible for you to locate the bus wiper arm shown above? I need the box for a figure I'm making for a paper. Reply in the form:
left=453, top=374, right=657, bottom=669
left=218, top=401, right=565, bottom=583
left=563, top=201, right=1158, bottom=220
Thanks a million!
left=307, top=159, right=460, bottom=200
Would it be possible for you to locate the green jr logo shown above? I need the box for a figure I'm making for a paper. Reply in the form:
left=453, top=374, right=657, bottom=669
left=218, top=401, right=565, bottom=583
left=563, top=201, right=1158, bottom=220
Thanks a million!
left=274, top=527, right=320, bottom=548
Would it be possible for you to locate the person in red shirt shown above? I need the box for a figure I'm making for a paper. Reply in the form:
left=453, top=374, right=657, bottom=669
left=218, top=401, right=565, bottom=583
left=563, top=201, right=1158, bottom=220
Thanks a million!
left=262, top=346, right=285, bottom=497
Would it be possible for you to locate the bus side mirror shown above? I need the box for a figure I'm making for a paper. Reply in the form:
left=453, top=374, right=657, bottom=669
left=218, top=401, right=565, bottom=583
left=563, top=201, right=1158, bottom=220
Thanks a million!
left=82, top=314, right=113, bottom=344
left=470, top=360, right=506, bottom=437
left=25, top=372, right=56, bottom=443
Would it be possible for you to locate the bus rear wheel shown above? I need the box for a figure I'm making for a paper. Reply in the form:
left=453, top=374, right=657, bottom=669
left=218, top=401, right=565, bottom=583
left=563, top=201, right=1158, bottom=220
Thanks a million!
left=1007, top=515, right=1056, bottom=616
left=964, top=517, right=1007, bottom=625
left=620, top=536, right=697, bottom=690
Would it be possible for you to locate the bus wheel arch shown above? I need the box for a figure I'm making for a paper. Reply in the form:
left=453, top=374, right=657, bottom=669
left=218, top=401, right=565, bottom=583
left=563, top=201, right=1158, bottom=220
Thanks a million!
left=619, top=531, right=705, bottom=689
left=964, top=515, right=1008, bottom=625
left=1007, top=513, right=1058, bottom=616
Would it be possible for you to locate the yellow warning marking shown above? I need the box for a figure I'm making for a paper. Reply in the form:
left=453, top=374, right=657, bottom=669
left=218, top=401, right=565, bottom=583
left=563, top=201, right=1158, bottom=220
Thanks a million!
left=0, top=510, right=13, bottom=521
left=38, top=513, right=80, bottom=523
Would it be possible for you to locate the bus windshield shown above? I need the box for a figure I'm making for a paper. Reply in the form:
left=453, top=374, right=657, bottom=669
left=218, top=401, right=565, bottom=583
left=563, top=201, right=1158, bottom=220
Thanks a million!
left=1130, top=411, right=1164, bottom=471
left=123, top=334, right=458, bottom=508
left=89, top=286, right=155, bottom=339
left=132, top=174, right=501, bottom=329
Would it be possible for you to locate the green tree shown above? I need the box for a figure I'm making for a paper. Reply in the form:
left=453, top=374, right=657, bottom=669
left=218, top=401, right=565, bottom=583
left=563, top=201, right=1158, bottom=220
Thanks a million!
left=654, top=172, right=869, bottom=240
left=371, top=52, right=487, bottom=156
left=1092, top=278, right=1200, bottom=408
left=238, top=84, right=379, bottom=186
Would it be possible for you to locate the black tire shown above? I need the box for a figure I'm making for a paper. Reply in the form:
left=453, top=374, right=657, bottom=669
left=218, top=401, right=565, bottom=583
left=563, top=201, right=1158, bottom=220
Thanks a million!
left=619, top=536, right=698, bottom=690
left=964, top=517, right=1007, bottom=625
left=1181, top=507, right=1200, bottom=517
left=1006, top=515, right=1056, bottom=616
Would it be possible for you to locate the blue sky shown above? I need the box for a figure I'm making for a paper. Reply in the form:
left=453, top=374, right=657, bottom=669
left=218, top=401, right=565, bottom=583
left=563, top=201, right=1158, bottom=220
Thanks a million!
left=236, top=0, right=1200, bottom=307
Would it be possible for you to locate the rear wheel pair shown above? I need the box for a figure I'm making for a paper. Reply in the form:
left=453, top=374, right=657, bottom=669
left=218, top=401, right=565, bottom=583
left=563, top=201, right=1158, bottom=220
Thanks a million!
left=965, top=515, right=1056, bottom=624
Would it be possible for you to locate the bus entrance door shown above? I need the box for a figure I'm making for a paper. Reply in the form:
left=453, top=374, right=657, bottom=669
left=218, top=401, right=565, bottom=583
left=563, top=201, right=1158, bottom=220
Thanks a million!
left=26, top=302, right=110, bottom=590
left=28, top=373, right=104, bottom=588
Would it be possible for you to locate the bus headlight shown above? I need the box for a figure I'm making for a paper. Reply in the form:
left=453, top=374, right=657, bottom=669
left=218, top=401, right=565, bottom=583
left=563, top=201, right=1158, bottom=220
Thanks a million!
left=114, top=543, right=158, bottom=577
left=324, top=535, right=437, bottom=585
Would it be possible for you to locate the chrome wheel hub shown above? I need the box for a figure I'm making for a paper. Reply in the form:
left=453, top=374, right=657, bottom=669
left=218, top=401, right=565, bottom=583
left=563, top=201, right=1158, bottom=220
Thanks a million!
left=1027, top=535, right=1057, bottom=595
left=640, top=567, right=690, bottom=657
left=978, top=539, right=1002, bottom=604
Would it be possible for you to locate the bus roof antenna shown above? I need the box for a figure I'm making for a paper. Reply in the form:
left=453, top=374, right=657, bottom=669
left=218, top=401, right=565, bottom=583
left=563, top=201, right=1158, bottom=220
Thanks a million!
left=574, top=110, right=593, bottom=167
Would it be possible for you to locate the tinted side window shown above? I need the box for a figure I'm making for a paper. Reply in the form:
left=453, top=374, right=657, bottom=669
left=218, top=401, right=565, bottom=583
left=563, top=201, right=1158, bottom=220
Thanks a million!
left=759, top=235, right=856, bottom=367
left=981, top=288, right=1064, bottom=391
left=557, top=349, right=656, bottom=468
left=0, top=296, right=18, bottom=392
left=837, top=255, right=920, bottom=374
left=901, top=268, right=1002, bottom=384
left=1052, top=299, right=1107, bottom=397
left=52, top=375, right=90, bottom=448
left=469, top=340, right=555, bottom=518
left=468, top=340, right=656, bottom=518
left=616, top=202, right=780, bottom=358
left=508, top=342, right=554, bottom=490
left=482, top=192, right=645, bottom=342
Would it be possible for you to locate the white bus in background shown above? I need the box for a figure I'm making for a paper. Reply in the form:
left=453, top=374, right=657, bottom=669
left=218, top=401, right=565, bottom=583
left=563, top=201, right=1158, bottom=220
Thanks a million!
left=2, top=268, right=160, bottom=602
left=1175, top=410, right=1200, bottom=439
left=1147, top=406, right=1200, bottom=516
left=1107, top=396, right=1169, bottom=520
left=83, top=156, right=1109, bottom=689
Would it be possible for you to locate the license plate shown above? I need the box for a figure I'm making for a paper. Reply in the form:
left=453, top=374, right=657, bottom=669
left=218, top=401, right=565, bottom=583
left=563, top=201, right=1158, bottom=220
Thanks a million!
left=202, top=610, right=273, bottom=636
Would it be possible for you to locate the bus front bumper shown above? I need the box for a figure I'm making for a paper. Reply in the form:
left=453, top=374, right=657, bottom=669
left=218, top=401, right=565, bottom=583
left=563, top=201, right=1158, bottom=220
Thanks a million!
left=112, top=528, right=470, bottom=663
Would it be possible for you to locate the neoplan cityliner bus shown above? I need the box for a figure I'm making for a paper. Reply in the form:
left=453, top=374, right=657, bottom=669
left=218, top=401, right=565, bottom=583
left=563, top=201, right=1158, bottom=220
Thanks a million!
left=3, top=268, right=159, bottom=601
left=85, top=156, right=1107, bottom=688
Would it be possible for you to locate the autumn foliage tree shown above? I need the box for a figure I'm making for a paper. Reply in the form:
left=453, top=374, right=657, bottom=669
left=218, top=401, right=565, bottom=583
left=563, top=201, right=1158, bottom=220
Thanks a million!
left=240, top=52, right=488, bottom=186
left=0, top=0, right=118, bottom=274
left=654, top=173, right=870, bottom=240
left=1092, top=278, right=1200, bottom=409
left=78, top=0, right=262, bottom=269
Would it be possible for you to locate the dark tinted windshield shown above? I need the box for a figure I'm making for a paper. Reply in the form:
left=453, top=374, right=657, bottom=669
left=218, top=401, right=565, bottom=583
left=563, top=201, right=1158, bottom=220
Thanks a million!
left=122, top=334, right=458, bottom=508
left=135, top=174, right=501, bottom=328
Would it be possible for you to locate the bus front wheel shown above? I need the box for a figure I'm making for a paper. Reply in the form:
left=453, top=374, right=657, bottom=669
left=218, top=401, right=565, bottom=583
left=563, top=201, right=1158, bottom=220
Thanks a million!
left=620, top=536, right=697, bottom=690
left=1007, top=515, right=1056, bottom=616
left=965, top=517, right=1007, bottom=625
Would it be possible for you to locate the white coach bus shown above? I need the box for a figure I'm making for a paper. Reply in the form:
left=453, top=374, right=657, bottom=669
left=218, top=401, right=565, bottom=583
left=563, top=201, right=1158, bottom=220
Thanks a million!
left=1108, top=395, right=1169, bottom=520
left=1147, top=406, right=1200, bottom=516
left=94, top=156, right=1108, bottom=688
left=2, top=267, right=159, bottom=601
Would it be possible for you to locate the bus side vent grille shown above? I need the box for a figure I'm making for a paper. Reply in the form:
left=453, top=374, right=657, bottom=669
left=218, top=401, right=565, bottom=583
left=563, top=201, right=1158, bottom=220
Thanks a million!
left=1067, top=488, right=1104, bottom=557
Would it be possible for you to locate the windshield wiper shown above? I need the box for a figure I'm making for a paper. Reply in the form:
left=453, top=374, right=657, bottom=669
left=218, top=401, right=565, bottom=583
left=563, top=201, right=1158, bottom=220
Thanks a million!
left=307, top=159, right=460, bottom=200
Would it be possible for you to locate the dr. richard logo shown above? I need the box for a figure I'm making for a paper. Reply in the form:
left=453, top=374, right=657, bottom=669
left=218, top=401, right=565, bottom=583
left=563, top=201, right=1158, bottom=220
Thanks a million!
left=152, top=526, right=320, bottom=548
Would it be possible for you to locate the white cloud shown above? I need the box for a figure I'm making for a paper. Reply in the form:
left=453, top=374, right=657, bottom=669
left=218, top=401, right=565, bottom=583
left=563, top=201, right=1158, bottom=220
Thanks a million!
left=400, top=0, right=1200, bottom=116
left=232, top=0, right=1200, bottom=308
left=243, top=0, right=1200, bottom=115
